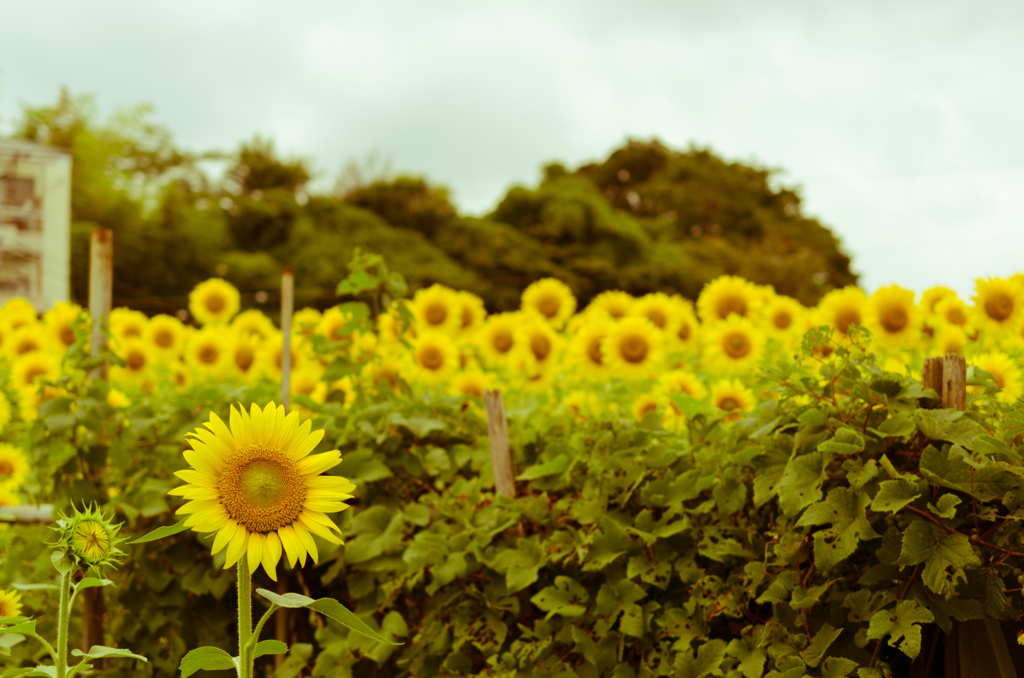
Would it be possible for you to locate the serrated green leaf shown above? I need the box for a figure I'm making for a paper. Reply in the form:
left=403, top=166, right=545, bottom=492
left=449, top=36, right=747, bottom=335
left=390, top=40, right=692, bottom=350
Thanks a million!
left=776, top=451, right=827, bottom=517
left=725, top=638, right=766, bottom=678
left=531, top=576, right=588, bottom=619
left=870, top=479, right=922, bottom=513
left=802, top=623, right=842, bottom=667
left=897, top=520, right=981, bottom=596
left=866, top=600, right=934, bottom=659
left=818, top=427, right=865, bottom=454
left=873, top=412, right=916, bottom=438
left=914, top=410, right=987, bottom=448
left=179, top=646, right=236, bottom=676
left=797, top=487, right=879, bottom=570
left=797, top=407, right=829, bottom=427
left=928, top=494, right=961, bottom=519
left=516, top=454, right=570, bottom=480
left=822, top=656, right=859, bottom=677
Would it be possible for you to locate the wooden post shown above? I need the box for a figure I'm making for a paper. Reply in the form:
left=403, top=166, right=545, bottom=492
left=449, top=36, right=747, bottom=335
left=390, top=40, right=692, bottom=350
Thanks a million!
left=483, top=390, right=516, bottom=498
left=88, top=228, right=113, bottom=380
left=84, top=227, right=112, bottom=656
left=280, top=267, right=294, bottom=413
left=942, top=353, right=967, bottom=411
left=276, top=267, right=294, bottom=669
left=922, top=357, right=943, bottom=399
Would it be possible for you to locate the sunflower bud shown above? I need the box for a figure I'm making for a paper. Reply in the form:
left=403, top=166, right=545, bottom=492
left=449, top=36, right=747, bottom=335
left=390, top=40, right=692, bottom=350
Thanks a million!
left=54, top=504, right=126, bottom=574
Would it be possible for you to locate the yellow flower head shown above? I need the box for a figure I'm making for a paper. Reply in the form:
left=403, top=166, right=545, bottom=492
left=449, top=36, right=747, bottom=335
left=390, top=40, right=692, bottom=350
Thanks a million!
left=232, top=334, right=261, bottom=382
left=475, top=312, right=528, bottom=367
left=522, top=312, right=562, bottom=372
left=863, top=285, right=919, bottom=348
left=147, top=314, right=188, bottom=356
left=762, top=294, right=806, bottom=337
left=0, top=391, right=11, bottom=433
left=449, top=368, right=493, bottom=400
left=257, top=333, right=307, bottom=382
left=317, top=306, right=359, bottom=344
left=633, top=292, right=676, bottom=332
left=658, top=369, right=709, bottom=401
left=170, top=403, right=355, bottom=580
left=107, top=388, right=131, bottom=409
left=291, top=308, right=323, bottom=339
left=454, top=291, right=488, bottom=334
left=815, top=286, right=868, bottom=337
left=109, top=308, right=149, bottom=342
left=586, top=290, right=634, bottom=321
left=410, top=331, right=459, bottom=386
left=189, top=278, right=241, bottom=326
left=703, top=315, right=766, bottom=376
left=0, top=443, right=29, bottom=489
left=113, top=337, right=154, bottom=381
left=632, top=394, right=662, bottom=423
left=601, top=317, right=663, bottom=380
left=697, top=275, right=762, bottom=324
left=4, top=325, right=49, bottom=362
left=10, top=352, right=60, bottom=396
left=0, top=589, right=22, bottom=618
left=1, top=298, right=36, bottom=330
left=972, top=277, right=1024, bottom=334
left=934, top=296, right=972, bottom=329
left=521, top=278, right=576, bottom=328
left=933, top=325, right=970, bottom=357
left=568, top=315, right=613, bottom=380
left=55, top=504, right=126, bottom=574
left=44, top=301, right=88, bottom=350
left=972, top=351, right=1024, bottom=404
left=665, top=298, right=702, bottom=353
left=920, top=286, right=957, bottom=319
left=186, top=327, right=235, bottom=376
left=711, top=379, right=756, bottom=416
left=232, top=309, right=277, bottom=342
left=410, top=284, right=462, bottom=334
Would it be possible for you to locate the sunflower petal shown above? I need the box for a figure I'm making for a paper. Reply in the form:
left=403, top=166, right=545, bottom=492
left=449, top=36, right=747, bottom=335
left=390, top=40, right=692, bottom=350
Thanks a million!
left=294, top=524, right=319, bottom=564
left=225, top=528, right=249, bottom=568
left=278, top=525, right=300, bottom=568
left=298, top=512, right=342, bottom=543
left=211, top=521, right=238, bottom=556
left=262, top=532, right=282, bottom=581
left=297, top=451, right=341, bottom=476
left=204, top=410, right=236, bottom=449
left=247, top=532, right=264, bottom=574
left=174, top=469, right=216, bottom=487
left=289, top=427, right=325, bottom=461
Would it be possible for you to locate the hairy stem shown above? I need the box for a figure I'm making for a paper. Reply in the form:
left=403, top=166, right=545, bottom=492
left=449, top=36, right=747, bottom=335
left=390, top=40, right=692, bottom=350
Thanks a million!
left=238, top=559, right=252, bottom=678
left=56, top=569, right=72, bottom=678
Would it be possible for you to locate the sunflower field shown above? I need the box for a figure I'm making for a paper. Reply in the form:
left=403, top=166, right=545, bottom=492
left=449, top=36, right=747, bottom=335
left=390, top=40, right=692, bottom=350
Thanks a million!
left=4, top=250, right=1024, bottom=677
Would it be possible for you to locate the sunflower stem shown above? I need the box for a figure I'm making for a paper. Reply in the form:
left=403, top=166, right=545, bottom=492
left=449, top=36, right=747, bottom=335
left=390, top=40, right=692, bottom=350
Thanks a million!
left=55, top=568, right=72, bottom=678
left=237, top=559, right=253, bottom=678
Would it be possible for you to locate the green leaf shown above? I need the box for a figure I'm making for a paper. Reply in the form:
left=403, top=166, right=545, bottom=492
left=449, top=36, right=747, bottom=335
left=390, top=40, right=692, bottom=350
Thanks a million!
left=725, top=638, right=766, bottom=678
left=252, top=639, right=288, bottom=659
left=387, top=413, right=445, bottom=438
left=797, top=487, right=879, bottom=570
left=0, top=620, right=36, bottom=636
left=914, top=410, right=987, bottom=448
left=873, top=412, right=916, bottom=438
left=178, top=646, right=236, bottom=676
left=336, top=270, right=380, bottom=295
left=669, top=393, right=714, bottom=419
left=818, top=427, right=865, bottom=454
left=797, top=407, right=829, bottom=427
left=254, top=588, right=314, bottom=608
left=517, top=454, right=570, bottom=480
left=531, top=577, right=589, bottom=619
left=802, top=623, right=842, bottom=667
left=776, top=451, right=827, bottom=517
left=129, top=517, right=190, bottom=544
left=867, top=600, right=935, bottom=659
left=822, top=656, right=859, bottom=678
left=870, top=479, right=922, bottom=513
left=928, top=494, right=961, bottom=519
left=595, top=578, right=646, bottom=617
left=71, top=645, right=147, bottom=662
left=920, top=445, right=1014, bottom=501
left=307, top=598, right=402, bottom=645
left=897, top=520, right=981, bottom=596
left=74, top=578, right=114, bottom=593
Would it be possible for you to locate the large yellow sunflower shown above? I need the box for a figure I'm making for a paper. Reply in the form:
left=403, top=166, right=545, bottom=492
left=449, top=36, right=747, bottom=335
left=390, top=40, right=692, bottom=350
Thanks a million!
left=410, top=284, right=462, bottom=334
left=112, top=337, right=154, bottom=385
left=521, top=278, right=576, bottom=328
left=711, top=379, right=756, bottom=416
left=232, top=334, right=261, bottom=383
left=4, top=325, right=49, bottom=362
left=567, top=315, right=613, bottom=380
left=586, top=290, right=634, bottom=321
left=10, top=352, right=61, bottom=396
left=522, top=312, right=563, bottom=373
left=454, top=291, right=488, bottom=334
left=762, top=294, right=806, bottom=338
left=601, top=317, right=663, bottom=380
left=475, top=312, right=528, bottom=367
left=185, top=327, right=235, bottom=376
left=256, top=333, right=308, bottom=382
left=972, top=277, right=1024, bottom=334
left=702, top=315, right=765, bottom=375
left=189, top=278, right=242, bottom=326
left=633, top=292, right=676, bottom=332
left=664, top=298, right=702, bottom=354
left=920, top=286, right=957, bottom=319
left=232, top=309, right=277, bottom=342
left=169, top=403, right=355, bottom=580
left=409, top=331, right=459, bottom=386
left=147, top=314, right=188, bottom=357
left=972, top=352, right=1024, bottom=404
left=43, top=301, right=87, bottom=351
left=317, top=306, right=357, bottom=344
left=292, top=308, right=323, bottom=339
left=863, top=285, right=919, bottom=349
left=1, top=298, right=37, bottom=330
left=696, top=276, right=762, bottom=324
left=814, top=286, right=868, bottom=337
left=0, top=589, right=22, bottom=617
left=0, top=443, right=30, bottom=489
left=934, top=296, right=972, bottom=329
left=109, top=308, right=149, bottom=342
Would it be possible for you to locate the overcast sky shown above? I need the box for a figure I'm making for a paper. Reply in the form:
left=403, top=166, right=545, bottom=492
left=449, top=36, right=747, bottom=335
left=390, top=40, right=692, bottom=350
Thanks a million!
left=3, top=0, right=1023, bottom=300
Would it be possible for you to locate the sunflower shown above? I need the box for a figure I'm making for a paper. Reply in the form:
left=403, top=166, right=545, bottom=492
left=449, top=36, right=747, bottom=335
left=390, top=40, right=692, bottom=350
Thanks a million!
left=44, top=301, right=87, bottom=350
left=317, top=306, right=357, bottom=344
left=147, top=314, right=188, bottom=356
left=475, top=312, right=528, bottom=367
left=631, top=394, right=662, bottom=423
left=109, top=308, right=149, bottom=342
left=815, top=286, right=868, bottom=337
left=601, top=317, right=663, bottom=380
left=762, top=294, right=806, bottom=338
left=330, top=376, right=356, bottom=409
left=696, top=276, right=762, bottom=324
left=189, top=278, right=241, bottom=326
left=361, top=351, right=406, bottom=396
left=256, top=333, right=307, bottom=382
left=710, top=379, right=756, bottom=416
left=0, top=391, right=11, bottom=433
left=633, top=292, right=676, bottom=332
left=972, top=352, right=1024, bottom=404
left=232, top=334, right=261, bottom=382
left=586, top=290, right=633, bottom=321
left=455, top=291, right=488, bottom=334
left=972, top=277, right=1024, bottom=334
left=567, top=315, right=613, bottom=380
left=4, top=325, right=48, bottom=362
left=920, top=286, right=957, bottom=319
left=292, top=308, right=323, bottom=339
left=107, top=388, right=131, bottom=409
left=702, top=315, right=765, bottom=375
left=0, top=486, right=20, bottom=508
left=522, top=312, right=562, bottom=373
left=0, top=443, right=30, bottom=489
left=185, top=327, right=235, bottom=376
left=169, top=403, right=355, bottom=580
left=112, top=337, right=154, bottom=385
left=410, top=331, right=459, bottom=386
left=232, top=309, right=277, bottom=342
left=933, top=325, right=970, bottom=356
left=658, top=369, right=709, bottom=401
left=290, top=366, right=328, bottom=408
left=934, top=296, right=972, bottom=329
left=0, top=589, right=22, bottom=618
left=563, top=389, right=600, bottom=419
left=664, top=298, right=702, bottom=353
left=449, top=368, right=493, bottom=400
left=10, top=352, right=60, bottom=396
left=410, top=284, right=462, bottom=334
left=863, top=285, right=919, bottom=349
left=1, top=298, right=37, bottom=329
left=348, top=331, right=378, bottom=362
left=521, top=278, right=576, bottom=328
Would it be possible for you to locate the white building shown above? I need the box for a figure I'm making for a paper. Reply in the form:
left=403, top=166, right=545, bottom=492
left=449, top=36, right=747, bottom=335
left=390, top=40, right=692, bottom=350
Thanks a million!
left=0, top=139, right=72, bottom=311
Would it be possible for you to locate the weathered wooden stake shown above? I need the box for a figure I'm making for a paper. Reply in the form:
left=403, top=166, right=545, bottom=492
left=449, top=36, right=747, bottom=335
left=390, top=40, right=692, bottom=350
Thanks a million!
left=88, top=228, right=113, bottom=381
left=84, top=227, right=112, bottom=656
left=942, top=353, right=967, bottom=411
left=922, top=357, right=943, bottom=399
left=276, top=266, right=295, bottom=668
left=483, top=390, right=516, bottom=498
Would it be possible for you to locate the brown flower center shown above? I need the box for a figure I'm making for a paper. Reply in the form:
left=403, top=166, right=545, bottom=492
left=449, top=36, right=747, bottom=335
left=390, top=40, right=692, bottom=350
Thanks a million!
left=588, top=336, right=605, bottom=365
left=723, top=331, right=751, bottom=359
left=425, top=302, right=447, bottom=326
left=154, top=328, right=175, bottom=348
left=985, top=292, right=1014, bottom=322
left=126, top=350, right=146, bottom=372
left=773, top=311, right=791, bottom=329
left=60, top=325, right=76, bottom=347
left=718, top=396, right=741, bottom=411
left=835, top=309, right=861, bottom=334
left=880, top=305, right=908, bottom=333
left=419, top=346, right=444, bottom=370
left=645, top=309, right=667, bottom=329
left=205, top=293, right=226, bottom=314
left=619, top=335, right=648, bottom=364
left=492, top=330, right=513, bottom=353
left=716, top=295, right=746, bottom=319
left=531, top=334, right=551, bottom=362
left=217, top=447, right=306, bottom=533
left=0, top=460, right=13, bottom=476
left=199, top=345, right=220, bottom=364
left=235, top=346, right=255, bottom=372
left=537, top=296, right=560, bottom=319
